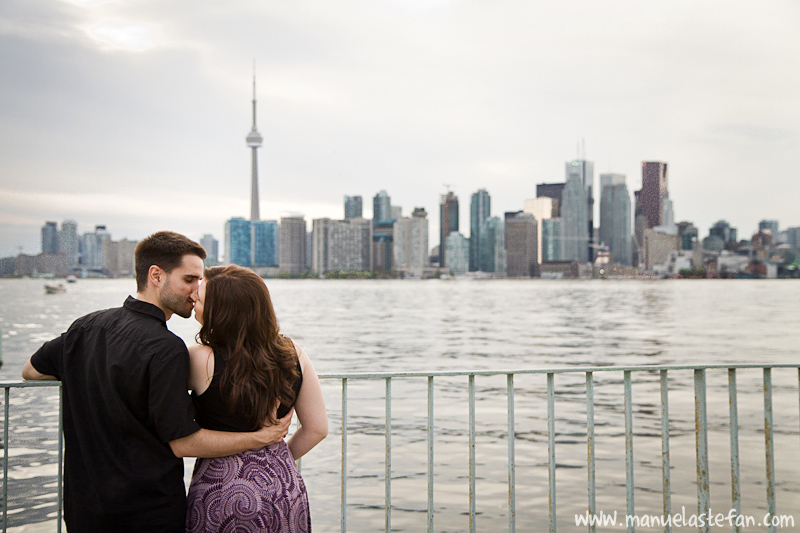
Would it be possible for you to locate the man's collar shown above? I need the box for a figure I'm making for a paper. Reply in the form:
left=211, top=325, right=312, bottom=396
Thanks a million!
left=124, top=295, right=167, bottom=324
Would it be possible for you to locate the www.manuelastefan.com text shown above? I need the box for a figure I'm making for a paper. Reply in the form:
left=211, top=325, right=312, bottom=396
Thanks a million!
left=575, top=507, right=795, bottom=529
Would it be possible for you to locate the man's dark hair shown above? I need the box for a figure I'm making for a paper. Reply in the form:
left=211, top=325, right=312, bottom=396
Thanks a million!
left=134, top=231, right=207, bottom=292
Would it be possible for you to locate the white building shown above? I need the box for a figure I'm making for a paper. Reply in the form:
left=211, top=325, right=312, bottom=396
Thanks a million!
left=393, top=208, right=429, bottom=278
left=312, top=218, right=372, bottom=274
left=524, top=197, right=556, bottom=266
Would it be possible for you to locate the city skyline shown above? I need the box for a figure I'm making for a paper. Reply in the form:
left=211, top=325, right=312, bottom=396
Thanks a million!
left=2, top=1, right=799, bottom=257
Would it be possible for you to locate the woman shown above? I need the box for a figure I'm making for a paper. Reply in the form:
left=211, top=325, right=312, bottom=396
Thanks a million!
left=185, top=265, right=328, bottom=533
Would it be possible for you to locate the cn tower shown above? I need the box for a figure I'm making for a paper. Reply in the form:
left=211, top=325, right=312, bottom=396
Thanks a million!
left=246, top=72, right=263, bottom=222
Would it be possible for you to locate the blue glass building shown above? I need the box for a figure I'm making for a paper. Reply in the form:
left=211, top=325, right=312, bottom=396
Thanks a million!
left=252, top=220, right=278, bottom=266
left=225, top=217, right=251, bottom=267
left=469, top=189, right=490, bottom=271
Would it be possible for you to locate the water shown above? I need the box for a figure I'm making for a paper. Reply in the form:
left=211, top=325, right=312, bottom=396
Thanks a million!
left=1, top=278, right=799, bottom=531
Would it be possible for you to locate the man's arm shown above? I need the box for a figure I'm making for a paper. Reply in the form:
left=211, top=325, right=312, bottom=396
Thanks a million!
left=23, top=336, right=63, bottom=381
left=169, top=409, right=293, bottom=458
left=22, top=359, right=57, bottom=380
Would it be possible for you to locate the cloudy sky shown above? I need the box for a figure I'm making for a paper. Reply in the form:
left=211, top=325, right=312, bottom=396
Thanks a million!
left=1, top=0, right=799, bottom=257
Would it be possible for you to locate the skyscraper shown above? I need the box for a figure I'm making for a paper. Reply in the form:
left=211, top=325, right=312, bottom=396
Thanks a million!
left=561, top=174, right=589, bottom=262
left=344, top=196, right=363, bottom=219
left=469, top=189, right=490, bottom=271
left=103, top=238, right=137, bottom=277
left=599, top=174, right=632, bottom=266
left=81, top=225, right=110, bottom=267
left=479, top=217, right=506, bottom=275
left=246, top=73, right=263, bottom=222
left=279, top=216, right=307, bottom=275
left=541, top=218, right=565, bottom=262
left=200, top=234, right=219, bottom=265
left=372, top=221, right=394, bottom=272
left=444, top=232, right=469, bottom=275
left=439, top=191, right=459, bottom=267
left=225, top=217, right=251, bottom=267
left=566, top=159, right=594, bottom=260
left=504, top=212, right=538, bottom=277
left=252, top=220, right=278, bottom=266
left=41, top=222, right=59, bottom=254
left=312, top=218, right=371, bottom=274
left=373, top=190, right=392, bottom=224
left=393, top=208, right=429, bottom=278
left=759, top=220, right=779, bottom=236
left=59, top=220, right=79, bottom=267
left=637, top=162, right=668, bottom=229
left=709, top=220, right=737, bottom=245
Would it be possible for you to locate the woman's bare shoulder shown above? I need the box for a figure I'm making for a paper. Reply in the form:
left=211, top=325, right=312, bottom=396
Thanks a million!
left=188, top=344, right=215, bottom=393
left=188, top=343, right=214, bottom=360
left=283, top=336, right=310, bottom=367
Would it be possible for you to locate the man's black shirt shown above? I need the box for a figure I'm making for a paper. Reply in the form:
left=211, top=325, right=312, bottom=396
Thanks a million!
left=31, top=296, right=200, bottom=532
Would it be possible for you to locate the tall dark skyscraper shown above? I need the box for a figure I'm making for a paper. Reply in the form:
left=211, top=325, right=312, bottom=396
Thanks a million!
left=637, top=162, right=668, bottom=229
left=344, top=195, right=363, bottom=219
left=439, top=191, right=459, bottom=267
left=41, top=221, right=59, bottom=254
left=469, top=189, right=490, bottom=271
left=504, top=211, right=537, bottom=277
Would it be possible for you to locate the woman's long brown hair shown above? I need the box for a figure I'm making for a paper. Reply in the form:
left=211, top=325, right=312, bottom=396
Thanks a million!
left=198, top=265, right=300, bottom=428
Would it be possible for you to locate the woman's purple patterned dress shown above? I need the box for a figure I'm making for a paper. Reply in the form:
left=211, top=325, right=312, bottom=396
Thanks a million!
left=185, top=440, right=311, bottom=532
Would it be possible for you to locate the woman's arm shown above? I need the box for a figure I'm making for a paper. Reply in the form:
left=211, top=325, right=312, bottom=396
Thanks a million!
left=287, top=342, right=328, bottom=460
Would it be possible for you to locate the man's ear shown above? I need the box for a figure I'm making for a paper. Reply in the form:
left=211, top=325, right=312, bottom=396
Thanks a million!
left=148, top=265, right=165, bottom=289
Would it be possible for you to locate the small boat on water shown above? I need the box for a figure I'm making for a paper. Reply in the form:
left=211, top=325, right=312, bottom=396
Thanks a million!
left=66, top=275, right=77, bottom=283
left=44, top=284, right=66, bottom=294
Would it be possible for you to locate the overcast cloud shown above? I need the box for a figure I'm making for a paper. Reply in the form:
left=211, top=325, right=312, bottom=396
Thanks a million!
left=1, top=0, right=799, bottom=256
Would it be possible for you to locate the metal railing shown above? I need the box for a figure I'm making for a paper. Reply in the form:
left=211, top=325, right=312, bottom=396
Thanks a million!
left=0, top=381, right=63, bottom=533
left=320, top=364, right=800, bottom=533
left=2, top=364, right=799, bottom=533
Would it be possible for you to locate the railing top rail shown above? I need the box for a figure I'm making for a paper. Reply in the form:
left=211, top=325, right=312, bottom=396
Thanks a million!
left=316, top=363, right=800, bottom=380
left=2, top=363, right=798, bottom=388
left=0, top=380, right=62, bottom=388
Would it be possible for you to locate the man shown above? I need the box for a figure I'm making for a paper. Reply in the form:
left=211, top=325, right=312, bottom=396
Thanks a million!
left=22, top=231, right=291, bottom=532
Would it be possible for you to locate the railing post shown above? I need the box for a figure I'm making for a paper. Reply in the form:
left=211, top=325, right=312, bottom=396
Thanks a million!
left=660, top=370, right=671, bottom=533
left=385, top=377, right=391, bottom=533
left=427, top=375, right=434, bottom=533
left=763, top=368, right=776, bottom=533
left=728, top=369, right=741, bottom=533
left=57, top=385, right=63, bottom=533
left=468, top=374, right=476, bottom=533
left=586, top=372, right=596, bottom=533
left=3, top=387, right=9, bottom=533
left=624, top=370, right=634, bottom=533
left=507, top=373, right=515, bottom=533
left=694, top=369, right=709, bottom=533
left=547, top=372, right=556, bottom=533
left=341, top=378, right=348, bottom=533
